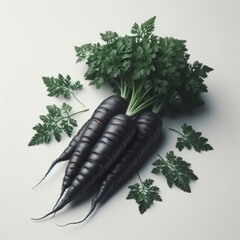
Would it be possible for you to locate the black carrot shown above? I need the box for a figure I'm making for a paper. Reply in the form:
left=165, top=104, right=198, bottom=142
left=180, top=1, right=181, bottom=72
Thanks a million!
left=58, top=111, right=163, bottom=225
left=57, top=95, right=128, bottom=201
left=32, top=113, right=136, bottom=220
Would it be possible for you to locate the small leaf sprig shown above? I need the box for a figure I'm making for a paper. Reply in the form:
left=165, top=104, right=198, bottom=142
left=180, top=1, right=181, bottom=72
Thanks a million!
left=169, top=123, right=214, bottom=152
left=43, top=74, right=86, bottom=108
left=29, top=74, right=88, bottom=146
left=28, top=103, right=88, bottom=146
left=127, top=173, right=162, bottom=214
left=152, top=151, right=198, bottom=193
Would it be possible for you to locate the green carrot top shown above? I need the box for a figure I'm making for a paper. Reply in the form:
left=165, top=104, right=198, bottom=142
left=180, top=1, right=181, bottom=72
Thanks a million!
left=75, top=16, right=213, bottom=117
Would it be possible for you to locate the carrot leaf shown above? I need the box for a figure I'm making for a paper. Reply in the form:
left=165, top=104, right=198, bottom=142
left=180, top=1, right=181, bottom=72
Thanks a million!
left=28, top=103, right=85, bottom=146
left=170, top=123, right=214, bottom=152
left=152, top=151, right=198, bottom=192
left=127, top=178, right=162, bottom=214
left=43, top=74, right=83, bottom=100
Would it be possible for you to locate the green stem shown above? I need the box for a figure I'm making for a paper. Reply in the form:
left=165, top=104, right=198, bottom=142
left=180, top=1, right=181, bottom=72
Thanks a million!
left=55, top=109, right=89, bottom=124
left=127, top=81, right=136, bottom=110
left=127, top=95, right=155, bottom=117
left=169, top=128, right=191, bottom=145
left=169, top=128, right=185, bottom=138
left=70, top=91, right=87, bottom=109
left=114, top=80, right=122, bottom=97
left=116, top=74, right=131, bottom=100
left=169, top=128, right=193, bottom=146
left=126, top=80, right=155, bottom=116
left=137, top=172, right=144, bottom=188
left=128, top=87, right=145, bottom=113
left=152, top=96, right=168, bottom=114
left=70, top=109, right=89, bottom=116
left=157, top=154, right=176, bottom=172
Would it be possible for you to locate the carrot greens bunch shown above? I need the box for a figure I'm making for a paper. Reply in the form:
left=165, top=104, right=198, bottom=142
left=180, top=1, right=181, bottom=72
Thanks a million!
left=75, top=16, right=213, bottom=117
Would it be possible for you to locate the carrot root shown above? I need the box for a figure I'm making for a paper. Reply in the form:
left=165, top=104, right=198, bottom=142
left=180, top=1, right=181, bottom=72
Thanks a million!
left=31, top=198, right=67, bottom=221
left=31, top=209, right=58, bottom=221
left=32, top=157, right=65, bottom=189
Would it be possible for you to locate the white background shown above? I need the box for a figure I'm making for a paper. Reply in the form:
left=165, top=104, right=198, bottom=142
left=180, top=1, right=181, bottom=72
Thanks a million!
left=1, top=0, right=240, bottom=239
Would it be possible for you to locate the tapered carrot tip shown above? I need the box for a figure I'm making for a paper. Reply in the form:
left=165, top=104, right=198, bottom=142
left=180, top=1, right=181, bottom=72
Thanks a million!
left=55, top=219, right=85, bottom=227
left=31, top=209, right=57, bottom=221
left=32, top=157, right=64, bottom=190
left=55, top=199, right=98, bottom=227
left=32, top=178, right=45, bottom=190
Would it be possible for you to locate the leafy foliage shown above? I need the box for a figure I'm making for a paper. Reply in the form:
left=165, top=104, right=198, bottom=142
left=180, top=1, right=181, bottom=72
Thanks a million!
left=28, top=103, right=79, bottom=146
left=75, top=44, right=94, bottom=62
left=152, top=151, right=198, bottom=192
left=75, top=16, right=213, bottom=116
left=127, top=178, right=162, bottom=214
left=100, top=31, right=119, bottom=43
left=43, top=74, right=83, bottom=99
left=170, top=123, right=214, bottom=152
left=131, top=16, right=156, bottom=39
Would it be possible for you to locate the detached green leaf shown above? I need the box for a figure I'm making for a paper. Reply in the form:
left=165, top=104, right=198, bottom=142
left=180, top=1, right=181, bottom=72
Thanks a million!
left=42, top=74, right=83, bottom=99
left=170, top=123, right=214, bottom=152
left=152, top=151, right=198, bottom=192
left=28, top=103, right=80, bottom=146
left=127, top=178, right=162, bottom=214
left=28, top=123, right=52, bottom=146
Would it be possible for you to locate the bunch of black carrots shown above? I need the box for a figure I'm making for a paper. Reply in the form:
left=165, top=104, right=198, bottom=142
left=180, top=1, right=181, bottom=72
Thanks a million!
left=31, top=17, right=213, bottom=225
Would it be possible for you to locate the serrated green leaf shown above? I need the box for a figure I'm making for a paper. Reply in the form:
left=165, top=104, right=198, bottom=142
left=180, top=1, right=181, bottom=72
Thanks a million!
left=28, top=103, right=81, bottom=146
left=28, top=123, right=52, bottom=146
left=69, top=118, right=78, bottom=127
left=127, top=178, right=162, bottom=214
left=176, top=137, right=192, bottom=151
left=131, top=22, right=140, bottom=35
left=152, top=151, right=198, bottom=192
left=170, top=124, right=213, bottom=152
left=39, top=115, right=49, bottom=123
left=53, top=128, right=62, bottom=142
left=61, top=102, right=72, bottom=113
left=141, top=16, right=156, bottom=34
left=189, top=125, right=211, bottom=151
left=100, top=31, right=119, bottom=43
left=62, top=121, right=73, bottom=137
left=75, top=43, right=93, bottom=62
left=42, top=74, right=83, bottom=99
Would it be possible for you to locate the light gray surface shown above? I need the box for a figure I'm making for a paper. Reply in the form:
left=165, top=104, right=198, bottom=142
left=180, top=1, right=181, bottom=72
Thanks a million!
left=1, top=0, right=240, bottom=239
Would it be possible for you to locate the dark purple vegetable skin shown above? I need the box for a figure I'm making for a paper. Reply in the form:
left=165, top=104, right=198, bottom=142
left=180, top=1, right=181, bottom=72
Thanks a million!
left=68, top=111, right=163, bottom=224
left=32, top=113, right=136, bottom=220
left=33, top=120, right=89, bottom=188
left=57, top=95, right=128, bottom=199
